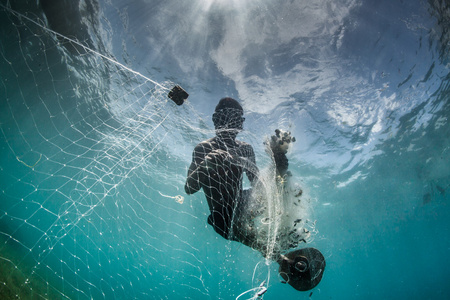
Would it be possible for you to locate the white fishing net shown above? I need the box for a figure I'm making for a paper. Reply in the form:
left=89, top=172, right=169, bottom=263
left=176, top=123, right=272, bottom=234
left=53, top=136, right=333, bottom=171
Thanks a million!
left=0, top=4, right=317, bottom=299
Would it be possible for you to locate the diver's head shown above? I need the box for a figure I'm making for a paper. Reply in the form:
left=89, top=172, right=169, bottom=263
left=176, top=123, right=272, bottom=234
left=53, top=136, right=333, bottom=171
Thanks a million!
left=212, top=97, right=245, bottom=135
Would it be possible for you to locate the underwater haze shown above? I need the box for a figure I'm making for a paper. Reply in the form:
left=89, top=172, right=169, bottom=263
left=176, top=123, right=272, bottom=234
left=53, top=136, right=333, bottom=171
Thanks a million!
left=1, top=0, right=450, bottom=299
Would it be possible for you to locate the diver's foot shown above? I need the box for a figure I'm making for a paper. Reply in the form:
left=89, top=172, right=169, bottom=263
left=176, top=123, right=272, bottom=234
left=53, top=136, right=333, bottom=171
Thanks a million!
left=278, top=248, right=325, bottom=291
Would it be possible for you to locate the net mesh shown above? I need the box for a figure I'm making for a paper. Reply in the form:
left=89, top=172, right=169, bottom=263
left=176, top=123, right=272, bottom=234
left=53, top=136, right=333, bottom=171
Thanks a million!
left=0, top=3, right=316, bottom=299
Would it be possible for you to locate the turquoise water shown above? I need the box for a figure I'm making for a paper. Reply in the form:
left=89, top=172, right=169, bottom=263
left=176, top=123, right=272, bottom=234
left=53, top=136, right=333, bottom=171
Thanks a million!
left=1, top=0, right=449, bottom=299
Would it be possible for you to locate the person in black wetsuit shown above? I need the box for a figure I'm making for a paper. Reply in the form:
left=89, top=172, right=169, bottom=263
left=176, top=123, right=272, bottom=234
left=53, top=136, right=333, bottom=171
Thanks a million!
left=185, top=100, right=326, bottom=290
left=184, top=97, right=259, bottom=244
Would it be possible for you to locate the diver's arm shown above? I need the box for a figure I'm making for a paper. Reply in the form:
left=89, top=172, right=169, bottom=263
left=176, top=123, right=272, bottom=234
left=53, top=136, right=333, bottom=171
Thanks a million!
left=185, top=162, right=202, bottom=194
left=244, top=145, right=259, bottom=187
left=269, top=129, right=295, bottom=177
left=185, top=145, right=208, bottom=194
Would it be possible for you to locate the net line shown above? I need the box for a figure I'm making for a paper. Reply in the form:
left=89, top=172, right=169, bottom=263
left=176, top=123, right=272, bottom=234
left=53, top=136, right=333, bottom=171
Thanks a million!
left=0, top=4, right=205, bottom=299
left=0, top=2, right=168, bottom=93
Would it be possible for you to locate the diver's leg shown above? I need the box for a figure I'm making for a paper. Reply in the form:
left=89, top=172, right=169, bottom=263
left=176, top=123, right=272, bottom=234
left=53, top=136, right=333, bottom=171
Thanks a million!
left=231, top=189, right=276, bottom=258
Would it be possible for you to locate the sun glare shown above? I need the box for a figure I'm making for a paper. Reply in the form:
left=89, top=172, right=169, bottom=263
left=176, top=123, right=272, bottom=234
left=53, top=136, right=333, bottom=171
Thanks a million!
left=199, top=0, right=251, bottom=12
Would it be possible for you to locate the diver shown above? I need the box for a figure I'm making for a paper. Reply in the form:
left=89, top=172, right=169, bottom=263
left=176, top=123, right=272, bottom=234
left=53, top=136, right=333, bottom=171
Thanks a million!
left=185, top=97, right=259, bottom=244
left=184, top=97, right=296, bottom=251
left=184, top=97, right=325, bottom=291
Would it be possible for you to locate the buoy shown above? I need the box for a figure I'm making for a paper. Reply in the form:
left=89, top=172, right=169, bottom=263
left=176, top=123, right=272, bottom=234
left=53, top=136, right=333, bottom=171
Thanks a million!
left=168, top=85, right=189, bottom=105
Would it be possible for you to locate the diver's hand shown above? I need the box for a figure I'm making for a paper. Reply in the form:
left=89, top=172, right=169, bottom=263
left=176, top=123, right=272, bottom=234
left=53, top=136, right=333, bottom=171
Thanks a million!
left=269, top=129, right=296, bottom=154
left=267, top=129, right=295, bottom=177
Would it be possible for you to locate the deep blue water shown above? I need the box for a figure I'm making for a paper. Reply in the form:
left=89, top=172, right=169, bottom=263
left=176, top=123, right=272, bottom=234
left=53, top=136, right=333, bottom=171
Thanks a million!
left=1, top=0, right=449, bottom=299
